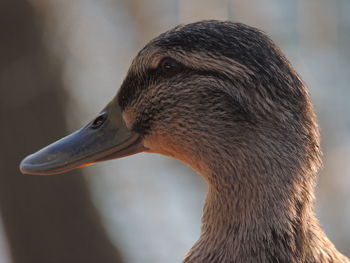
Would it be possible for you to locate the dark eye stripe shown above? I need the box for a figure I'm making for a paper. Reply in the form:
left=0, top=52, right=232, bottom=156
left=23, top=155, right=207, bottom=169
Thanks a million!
left=118, top=60, right=238, bottom=111
left=192, top=69, right=239, bottom=86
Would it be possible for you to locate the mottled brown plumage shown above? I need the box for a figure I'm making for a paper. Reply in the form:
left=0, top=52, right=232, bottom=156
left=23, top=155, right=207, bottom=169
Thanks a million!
left=118, top=21, right=349, bottom=263
left=20, top=20, right=349, bottom=262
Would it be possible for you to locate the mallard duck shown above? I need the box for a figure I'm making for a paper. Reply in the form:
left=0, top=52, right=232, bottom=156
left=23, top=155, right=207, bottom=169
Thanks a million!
left=20, top=20, right=349, bottom=263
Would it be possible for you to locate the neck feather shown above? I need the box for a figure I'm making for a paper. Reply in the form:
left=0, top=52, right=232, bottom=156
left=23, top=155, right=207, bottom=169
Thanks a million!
left=184, top=157, right=348, bottom=263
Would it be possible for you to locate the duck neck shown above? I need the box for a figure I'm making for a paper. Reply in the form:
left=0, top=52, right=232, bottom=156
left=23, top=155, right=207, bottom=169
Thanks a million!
left=184, top=160, right=344, bottom=263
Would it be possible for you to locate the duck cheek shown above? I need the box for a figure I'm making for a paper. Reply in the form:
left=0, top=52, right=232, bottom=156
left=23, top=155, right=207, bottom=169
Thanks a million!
left=142, top=132, right=177, bottom=158
left=142, top=132, right=210, bottom=177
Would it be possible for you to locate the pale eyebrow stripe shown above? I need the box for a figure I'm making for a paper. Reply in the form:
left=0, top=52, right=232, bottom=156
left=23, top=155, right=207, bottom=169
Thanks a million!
left=129, top=47, right=255, bottom=84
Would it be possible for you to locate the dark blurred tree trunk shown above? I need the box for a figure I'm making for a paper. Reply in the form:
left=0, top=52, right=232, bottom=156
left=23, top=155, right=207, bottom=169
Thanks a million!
left=0, top=1, right=123, bottom=262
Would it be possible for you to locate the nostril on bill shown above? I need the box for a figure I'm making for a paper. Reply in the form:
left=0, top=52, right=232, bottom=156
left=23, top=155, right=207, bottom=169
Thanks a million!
left=90, top=112, right=107, bottom=129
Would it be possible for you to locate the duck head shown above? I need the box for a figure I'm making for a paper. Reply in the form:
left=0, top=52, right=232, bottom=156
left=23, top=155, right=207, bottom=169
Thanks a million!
left=20, top=20, right=320, bottom=182
left=20, top=20, right=350, bottom=263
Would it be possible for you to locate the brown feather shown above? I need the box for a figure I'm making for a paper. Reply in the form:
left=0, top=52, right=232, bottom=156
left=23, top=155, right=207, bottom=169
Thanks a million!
left=119, top=20, right=349, bottom=263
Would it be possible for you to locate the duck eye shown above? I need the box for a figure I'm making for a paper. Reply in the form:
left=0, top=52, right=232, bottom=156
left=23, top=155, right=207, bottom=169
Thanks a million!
left=90, top=112, right=107, bottom=129
left=160, top=57, right=180, bottom=72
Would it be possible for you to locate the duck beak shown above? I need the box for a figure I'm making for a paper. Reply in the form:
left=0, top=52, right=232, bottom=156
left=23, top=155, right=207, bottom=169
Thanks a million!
left=20, top=100, right=145, bottom=175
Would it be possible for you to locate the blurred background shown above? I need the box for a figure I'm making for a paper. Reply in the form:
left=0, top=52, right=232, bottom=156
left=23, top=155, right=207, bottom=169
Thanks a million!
left=0, top=0, right=349, bottom=262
